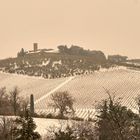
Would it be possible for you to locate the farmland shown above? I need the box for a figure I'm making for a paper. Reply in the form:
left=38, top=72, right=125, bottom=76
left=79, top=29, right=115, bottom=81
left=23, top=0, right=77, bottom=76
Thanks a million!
left=0, top=72, right=68, bottom=101
left=0, top=67, right=140, bottom=119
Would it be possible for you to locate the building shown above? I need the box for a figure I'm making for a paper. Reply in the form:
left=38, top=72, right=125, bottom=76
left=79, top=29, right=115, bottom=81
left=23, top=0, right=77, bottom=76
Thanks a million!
left=108, top=55, right=128, bottom=63
left=27, top=43, right=58, bottom=54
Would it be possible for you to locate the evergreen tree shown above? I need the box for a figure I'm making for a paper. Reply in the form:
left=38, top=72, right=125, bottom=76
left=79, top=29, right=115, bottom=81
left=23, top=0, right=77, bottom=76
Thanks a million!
left=12, top=110, right=41, bottom=140
left=52, top=125, right=76, bottom=140
left=30, top=94, right=34, bottom=116
left=96, top=93, right=140, bottom=140
left=17, top=48, right=26, bottom=57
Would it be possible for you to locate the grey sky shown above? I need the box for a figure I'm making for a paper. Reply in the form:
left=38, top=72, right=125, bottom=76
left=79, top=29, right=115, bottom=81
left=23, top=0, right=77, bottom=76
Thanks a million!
left=0, top=0, right=140, bottom=59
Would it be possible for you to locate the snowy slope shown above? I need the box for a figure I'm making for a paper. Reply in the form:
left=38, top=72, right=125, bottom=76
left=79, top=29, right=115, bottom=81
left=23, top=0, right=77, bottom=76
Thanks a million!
left=35, top=68, right=140, bottom=118
left=0, top=67, right=140, bottom=119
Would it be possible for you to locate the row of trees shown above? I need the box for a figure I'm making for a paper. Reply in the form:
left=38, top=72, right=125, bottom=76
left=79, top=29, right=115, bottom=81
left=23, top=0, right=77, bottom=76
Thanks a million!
left=0, top=86, right=40, bottom=140
left=0, top=86, right=34, bottom=116
left=57, top=45, right=106, bottom=61
left=0, top=87, right=22, bottom=115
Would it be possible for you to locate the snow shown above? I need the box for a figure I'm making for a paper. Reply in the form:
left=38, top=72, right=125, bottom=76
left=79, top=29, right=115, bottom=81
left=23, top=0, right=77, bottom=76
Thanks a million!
left=34, top=76, right=75, bottom=104
left=44, top=49, right=59, bottom=53
left=27, top=49, right=59, bottom=54
left=14, top=63, right=18, bottom=69
left=52, top=60, right=62, bottom=68
left=0, top=66, right=140, bottom=120
left=34, top=118, right=72, bottom=138
left=0, top=71, right=69, bottom=103
left=0, top=116, right=72, bottom=139
left=98, top=66, right=127, bottom=72
left=126, top=62, right=140, bottom=66
left=42, top=59, right=50, bottom=66
left=26, top=61, right=31, bottom=67
left=27, top=50, right=42, bottom=54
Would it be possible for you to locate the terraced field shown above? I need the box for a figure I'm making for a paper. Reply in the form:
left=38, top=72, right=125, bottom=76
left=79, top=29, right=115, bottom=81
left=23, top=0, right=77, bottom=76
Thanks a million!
left=35, top=68, right=140, bottom=118
left=0, top=68, right=140, bottom=119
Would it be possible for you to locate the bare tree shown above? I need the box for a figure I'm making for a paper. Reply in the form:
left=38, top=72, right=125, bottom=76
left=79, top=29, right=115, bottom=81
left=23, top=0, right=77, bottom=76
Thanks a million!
left=0, top=117, right=14, bottom=140
left=9, top=87, right=20, bottom=116
left=49, top=91, right=75, bottom=118
left=74, top=121, right=97, bottom=140
left=0, top=87, right=6, bottom=107
left=0, top=87, right=6, bottom=98
left=19, top=97, right=29, bottom=116
left=0, top=87, right=11, bottom=115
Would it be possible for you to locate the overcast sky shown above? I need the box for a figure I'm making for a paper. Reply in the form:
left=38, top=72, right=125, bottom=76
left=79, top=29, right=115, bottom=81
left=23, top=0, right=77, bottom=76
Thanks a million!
left=0, top=0, right=140, bottom=59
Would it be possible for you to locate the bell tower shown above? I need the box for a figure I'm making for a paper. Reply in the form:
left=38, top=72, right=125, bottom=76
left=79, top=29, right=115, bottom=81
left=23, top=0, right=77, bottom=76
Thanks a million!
left=33, top=43, right=38, bottom=52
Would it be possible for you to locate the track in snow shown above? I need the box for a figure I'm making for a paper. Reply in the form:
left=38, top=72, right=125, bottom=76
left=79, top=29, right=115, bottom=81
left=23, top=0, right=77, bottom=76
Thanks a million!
left=34, top=76, right=75, bottom=105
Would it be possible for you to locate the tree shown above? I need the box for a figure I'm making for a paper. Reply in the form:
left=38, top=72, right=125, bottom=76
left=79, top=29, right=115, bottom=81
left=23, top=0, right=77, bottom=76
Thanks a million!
left=9, top=87, right=20, bottom=115
left=0, top=87, right=6, bottom=101
left=46, top=121, right=96, bottom=140
left=133, top=95, right=140, bottom=138
left=0, top=87, right=9, bottom=114
left=53, top=125, right=75, bottom=140
left=0, top=117, right=14, bottom=140
left=95, top=91, right=140, bottom=140
left=30, top=94, right=34, bottom=116
left=19, top=97, right=29, bottom=116
left=57, top=45, right=69, bottom=54
left=135, top=95, right=140, bottom=114
left=49, top=91, right=75, bottom=118
left=74, top=121, right=97, bottom=140
left=0, top=87, right=7, bottom=107
left=17, top=48, right=26, bottom=57
left=69, top=45, right=84, bottom=55
left=12, top=110, right=41, bottom=140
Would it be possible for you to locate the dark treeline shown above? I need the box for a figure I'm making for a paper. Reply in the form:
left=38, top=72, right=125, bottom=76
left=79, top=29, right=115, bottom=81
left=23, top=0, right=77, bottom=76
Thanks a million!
left=0, top=86, right=29, bottom=116
left=0, top=86, right=41, bottom=140
left=57, top=45, right=106, bottom=61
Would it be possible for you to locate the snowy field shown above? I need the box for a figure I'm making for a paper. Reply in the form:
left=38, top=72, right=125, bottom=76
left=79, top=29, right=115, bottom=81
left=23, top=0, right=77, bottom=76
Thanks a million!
left=34, top=118, right=74, bottom=139
left=0, top=116, right=75, bottom=139
left=35, top=67, right=140, bottom=118
left=0, top=67, right=140, bottom=119
left=0, top=72, right=69, bottom=101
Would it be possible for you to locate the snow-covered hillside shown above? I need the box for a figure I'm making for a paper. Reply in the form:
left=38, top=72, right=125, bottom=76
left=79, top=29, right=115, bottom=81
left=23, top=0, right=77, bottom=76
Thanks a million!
left=0, top=72, right=68, bottom=101
left=0, top=67, right=140, bottom=119
left=34, top=68, right=140, bottom=118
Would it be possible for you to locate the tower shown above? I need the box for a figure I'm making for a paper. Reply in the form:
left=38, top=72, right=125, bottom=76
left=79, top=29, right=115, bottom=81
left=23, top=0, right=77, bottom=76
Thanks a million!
left=33, top=43, right=38, bottom=52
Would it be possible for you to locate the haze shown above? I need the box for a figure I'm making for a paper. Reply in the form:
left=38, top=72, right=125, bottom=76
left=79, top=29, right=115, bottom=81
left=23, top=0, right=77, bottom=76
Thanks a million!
left=0, top=0, right=140, bottom=59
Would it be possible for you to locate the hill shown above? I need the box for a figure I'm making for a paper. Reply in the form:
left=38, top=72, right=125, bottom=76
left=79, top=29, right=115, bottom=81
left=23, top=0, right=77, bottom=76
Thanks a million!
left=0, top=67, right=140, bottom=119
left=0, top=45, right=107, bottom=79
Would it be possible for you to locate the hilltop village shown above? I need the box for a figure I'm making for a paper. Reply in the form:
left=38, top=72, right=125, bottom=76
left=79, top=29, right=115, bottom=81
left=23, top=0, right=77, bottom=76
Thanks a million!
left=0, top=43, right=131, bottom=79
